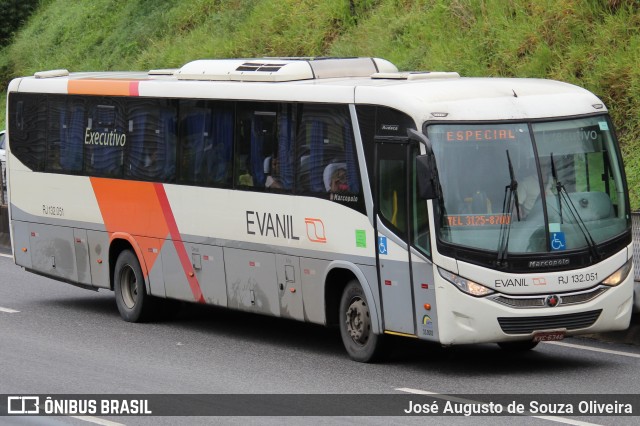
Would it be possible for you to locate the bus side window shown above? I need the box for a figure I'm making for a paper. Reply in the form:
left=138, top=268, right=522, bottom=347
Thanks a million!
left=266, top=104, right=295, bottom=191
left=178, top=101, right=233, bottom=187
left=84, top=100, right=126, bottom=178
left=64, top=101, right=87, bottom=173
left=127, top=99, right=177, bottom=183
left=208, top=105, right=233, bottom=186
left=46, top=95, right=85, bottom=174
left=46, top=97, right=69, bottom=173
left=8, top=94, right=47, bottom=172
left=234, top=104, right=278, bottom=190
left=296, top=104, right=360, bottom=196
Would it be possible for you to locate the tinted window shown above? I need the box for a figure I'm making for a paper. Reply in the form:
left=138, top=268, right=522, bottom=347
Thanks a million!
left=378, top=142, right=407, bottom=236
left=47, top=96, right=85, bottom=174
left=8, top=94, right=368, bottom=213
left=296, top=104, right=360, bottom=195
left=8, top=93, right=47, bottom=171
left=178, top=100, right=233, bottom=187
left=84, top=98, right=126, bottom=178
left=127, top=99, right=177, bottom=182
left=232, top=103, right=297, bottom=193
left=357, top=105, right=415, bottom=193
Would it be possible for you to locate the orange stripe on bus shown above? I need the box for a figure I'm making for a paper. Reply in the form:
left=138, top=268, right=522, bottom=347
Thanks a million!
left=90, top=178, right=205, bottom=303
left=68, top=80, right=140, bottom=96
left=91, top=178, right=169, bottom=276
left=154, top=183, right=205, bottom=304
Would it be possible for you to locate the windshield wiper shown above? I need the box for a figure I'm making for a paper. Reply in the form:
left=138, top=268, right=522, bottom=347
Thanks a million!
left=496, top=150, right=520, bottom=267
left=549, top=153, right=600, bottom=261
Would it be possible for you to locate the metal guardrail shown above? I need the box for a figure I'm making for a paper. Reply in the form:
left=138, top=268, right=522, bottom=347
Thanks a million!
left=633, top=212, right=640, bottom=281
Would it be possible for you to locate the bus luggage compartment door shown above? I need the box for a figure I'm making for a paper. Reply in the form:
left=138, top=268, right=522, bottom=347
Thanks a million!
left=224, top=247, right=279, bottom=316
left=29, top=223, right=78, bottom=282
left=276, top=254, right=304, bottom=321
left=188, top=243, right=227, bottom=307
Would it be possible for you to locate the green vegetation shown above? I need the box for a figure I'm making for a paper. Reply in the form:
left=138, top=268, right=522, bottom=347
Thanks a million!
left=1, top=0, right=638, bottom=208
left=0, top=0, right=39, bottom=45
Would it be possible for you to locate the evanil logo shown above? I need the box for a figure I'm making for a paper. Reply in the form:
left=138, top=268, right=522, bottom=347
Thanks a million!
left=84, top=128, right=126, bottom=146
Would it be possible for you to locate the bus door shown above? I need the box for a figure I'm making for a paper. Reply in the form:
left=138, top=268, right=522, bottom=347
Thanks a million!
left=375, top=140, right=417, bottom=335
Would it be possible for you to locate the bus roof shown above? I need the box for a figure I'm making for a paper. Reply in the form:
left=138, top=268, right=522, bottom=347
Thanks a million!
left=10, top=57, right=606, bottom=123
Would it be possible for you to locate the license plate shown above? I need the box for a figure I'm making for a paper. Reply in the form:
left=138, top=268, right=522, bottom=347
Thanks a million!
left=533, top=330, right=566, bottom=342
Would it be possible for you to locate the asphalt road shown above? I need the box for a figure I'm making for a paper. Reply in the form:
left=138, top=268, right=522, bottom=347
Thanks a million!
left=1, top=253, right=640, bottom=425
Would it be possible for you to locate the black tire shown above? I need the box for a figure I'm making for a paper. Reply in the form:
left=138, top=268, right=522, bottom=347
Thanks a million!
left=339, top=280, right=385, bottom=362
left=114, top=249, right=154, bottom=322
left=497, top=340, right=539, bottom=351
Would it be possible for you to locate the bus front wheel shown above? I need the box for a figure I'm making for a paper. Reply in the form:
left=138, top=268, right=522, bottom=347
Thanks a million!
left=339, top=280, right=385, bottom=362
left=114, top=249, right=152, bottom=322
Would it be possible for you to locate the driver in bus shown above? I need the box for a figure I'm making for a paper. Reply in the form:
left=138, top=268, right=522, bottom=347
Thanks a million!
left=518, top=163, right=553, bottom=218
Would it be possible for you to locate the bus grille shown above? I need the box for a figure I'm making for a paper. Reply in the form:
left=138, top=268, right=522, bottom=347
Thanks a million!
left=561, top=288, right=609, bottom=305
left=491, top=287, right=608, bottom=309
left=497, top=309, right=602, bottom=334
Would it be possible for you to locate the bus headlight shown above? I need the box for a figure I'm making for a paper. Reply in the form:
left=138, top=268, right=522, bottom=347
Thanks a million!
left=602, top=259, right=632, bottom=286
left=438, top=267, right=495, bottom=297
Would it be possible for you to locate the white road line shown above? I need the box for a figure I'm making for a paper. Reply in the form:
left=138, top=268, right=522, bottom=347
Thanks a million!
left=544, top=341, right=640, bottom=359
left=71, top=416, right=126, bottom=426
left=395, top=387, right=602, bottom=426
left=0, top=306, right=20, bottom=313
left=0, top=252, right=12, bottom=258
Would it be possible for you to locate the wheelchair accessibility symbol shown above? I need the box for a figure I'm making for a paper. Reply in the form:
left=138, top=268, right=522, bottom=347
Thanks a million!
left=550, top=232, right=566, bottom=251
left=378, top=236, right=388, bottom=255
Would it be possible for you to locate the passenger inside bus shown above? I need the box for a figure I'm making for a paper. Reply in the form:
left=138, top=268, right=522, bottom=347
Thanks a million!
left=265, top=155, right=283, bottom=189
left=324, top=162, right=348, bottom=193
left=237, top=155, right=253, bottom=186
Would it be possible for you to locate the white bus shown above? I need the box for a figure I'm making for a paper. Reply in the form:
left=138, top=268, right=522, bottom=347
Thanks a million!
left=6, top=57, right=634, bottom=362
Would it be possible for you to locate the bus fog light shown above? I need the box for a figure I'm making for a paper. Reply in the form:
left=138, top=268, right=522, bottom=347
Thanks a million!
left=438, top=267, right=494, bottom=297
left=602, top=259, right=632, bottom=286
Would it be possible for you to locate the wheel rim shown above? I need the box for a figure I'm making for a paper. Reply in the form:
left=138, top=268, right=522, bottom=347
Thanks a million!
left=120, top=264, right=138, bottom=309
left=345, top=297, right=371, bottom=346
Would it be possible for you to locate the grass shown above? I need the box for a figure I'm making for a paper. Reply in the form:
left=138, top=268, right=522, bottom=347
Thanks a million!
left=1, top=0, right=639, bottom=208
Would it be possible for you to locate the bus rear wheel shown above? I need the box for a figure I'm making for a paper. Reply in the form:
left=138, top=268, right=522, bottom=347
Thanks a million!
left=339, top=280, right=385, bottom=362
left=114, top=249, right=153, bottom=322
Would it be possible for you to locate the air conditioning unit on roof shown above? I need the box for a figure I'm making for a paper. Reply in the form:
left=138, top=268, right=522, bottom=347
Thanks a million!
left=174, top=57, right=397, bottom=82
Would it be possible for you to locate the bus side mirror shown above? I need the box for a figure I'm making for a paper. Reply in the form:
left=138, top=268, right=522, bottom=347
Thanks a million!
left=416, top=154, right=438, bottom=200
left=408, top=129, right=439, bottom=200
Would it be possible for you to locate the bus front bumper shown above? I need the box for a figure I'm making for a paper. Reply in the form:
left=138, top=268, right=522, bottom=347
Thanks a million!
left=432, top=273, right=633, bottom=346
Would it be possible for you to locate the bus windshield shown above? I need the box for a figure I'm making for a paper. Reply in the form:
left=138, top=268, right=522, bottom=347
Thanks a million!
left=427, top=116, right=629, bottom=256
